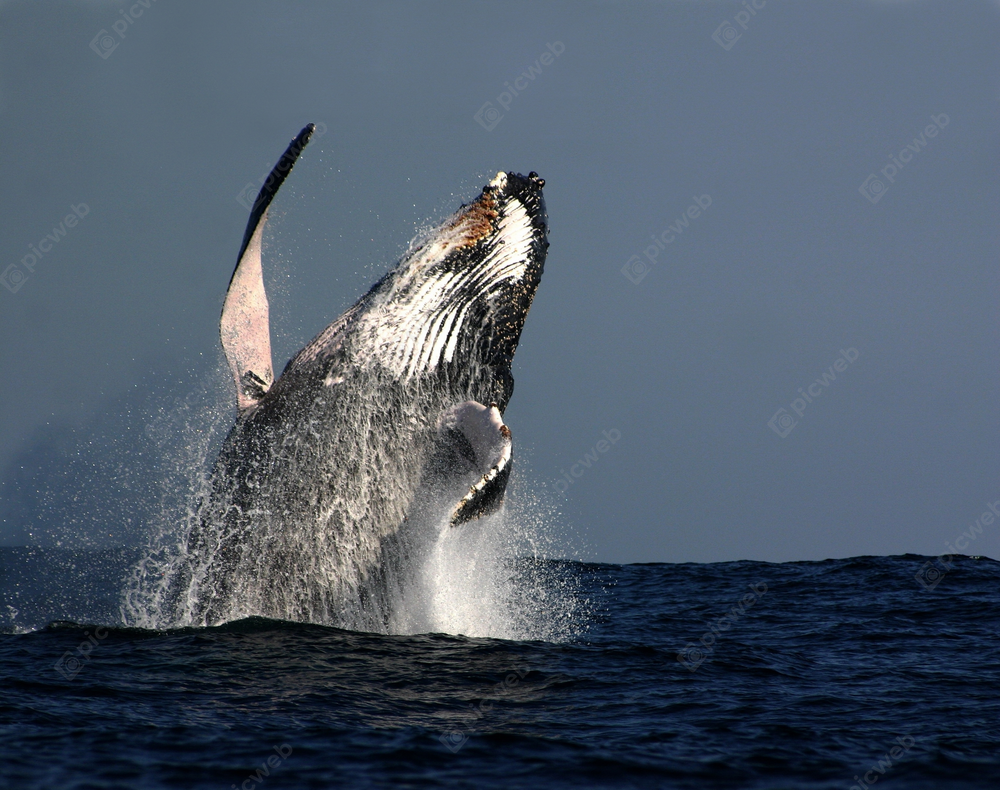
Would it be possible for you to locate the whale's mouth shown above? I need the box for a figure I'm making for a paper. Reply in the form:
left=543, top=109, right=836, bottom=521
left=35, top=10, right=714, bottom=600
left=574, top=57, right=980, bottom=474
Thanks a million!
left=430, top=401, right=514, bottom=526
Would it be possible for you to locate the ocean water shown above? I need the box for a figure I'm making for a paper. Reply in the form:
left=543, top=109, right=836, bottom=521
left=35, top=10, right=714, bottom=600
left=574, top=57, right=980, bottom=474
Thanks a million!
left=1, top=550, right=998, bottom=789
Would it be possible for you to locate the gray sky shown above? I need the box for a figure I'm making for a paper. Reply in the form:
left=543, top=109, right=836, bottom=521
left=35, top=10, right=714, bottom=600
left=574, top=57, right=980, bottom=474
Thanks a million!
left=1, top=0, right=998, bottom=564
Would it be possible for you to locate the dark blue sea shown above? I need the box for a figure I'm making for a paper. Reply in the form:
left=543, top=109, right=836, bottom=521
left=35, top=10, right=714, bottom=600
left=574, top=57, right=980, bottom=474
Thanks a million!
left=1, top=550, right=998, bottom=789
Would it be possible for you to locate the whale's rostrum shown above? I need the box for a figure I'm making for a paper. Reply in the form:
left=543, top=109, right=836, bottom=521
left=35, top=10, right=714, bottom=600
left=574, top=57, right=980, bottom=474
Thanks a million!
left=168, top=125, right=548, bottom=630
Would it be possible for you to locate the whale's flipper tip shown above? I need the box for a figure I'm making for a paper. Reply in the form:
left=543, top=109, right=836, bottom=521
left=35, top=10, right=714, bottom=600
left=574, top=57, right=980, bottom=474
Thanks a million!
left=221, top=123, right=318, bottom=411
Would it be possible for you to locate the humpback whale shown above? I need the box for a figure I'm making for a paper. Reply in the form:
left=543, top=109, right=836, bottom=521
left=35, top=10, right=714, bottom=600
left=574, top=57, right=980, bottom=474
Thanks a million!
left=170, top=124, right=548, bottom=629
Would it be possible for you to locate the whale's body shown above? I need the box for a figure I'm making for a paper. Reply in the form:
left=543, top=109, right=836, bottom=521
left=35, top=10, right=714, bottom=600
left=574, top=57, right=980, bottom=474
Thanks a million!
left=170, top=126, right=548, bottom=629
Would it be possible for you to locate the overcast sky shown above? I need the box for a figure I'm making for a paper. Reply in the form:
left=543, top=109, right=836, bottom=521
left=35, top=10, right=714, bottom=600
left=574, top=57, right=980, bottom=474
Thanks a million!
left=1, top=0, right=998, bottom=564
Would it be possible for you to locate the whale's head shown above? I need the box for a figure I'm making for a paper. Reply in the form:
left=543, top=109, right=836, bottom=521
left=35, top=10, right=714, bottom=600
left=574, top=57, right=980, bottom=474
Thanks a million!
left=221, top=123, right=548, bottom=417
left=360, top=171, right=548, bottom=408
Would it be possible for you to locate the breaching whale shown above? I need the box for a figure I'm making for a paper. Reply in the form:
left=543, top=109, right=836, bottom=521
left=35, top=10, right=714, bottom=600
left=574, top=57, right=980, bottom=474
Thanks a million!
left=170, top=124, right=548, bottom=629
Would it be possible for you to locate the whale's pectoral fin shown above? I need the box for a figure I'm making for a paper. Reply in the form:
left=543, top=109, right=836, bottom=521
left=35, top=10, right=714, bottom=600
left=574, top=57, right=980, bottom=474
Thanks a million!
left=221, top=123, right=316, bottom=410
left=437, top=401, right=513, bottom=526
left=450, top=424, right=512, bottom=526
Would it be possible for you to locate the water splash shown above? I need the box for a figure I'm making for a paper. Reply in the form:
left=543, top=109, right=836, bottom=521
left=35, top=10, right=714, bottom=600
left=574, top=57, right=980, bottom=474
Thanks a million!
left=387, top=482, right=581, bottom=641
left=123, top=363, right=583, bottom=642
left=121, top=364, right=236, bottom=630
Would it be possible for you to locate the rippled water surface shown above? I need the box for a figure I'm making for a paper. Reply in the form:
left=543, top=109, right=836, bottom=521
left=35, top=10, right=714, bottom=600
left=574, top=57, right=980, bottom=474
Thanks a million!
left=2, top=550, right=998, bottom=789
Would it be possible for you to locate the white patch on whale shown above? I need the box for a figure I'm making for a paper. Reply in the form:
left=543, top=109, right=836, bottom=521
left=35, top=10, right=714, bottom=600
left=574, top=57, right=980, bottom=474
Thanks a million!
left=361, top=195, right=536, bottom=380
